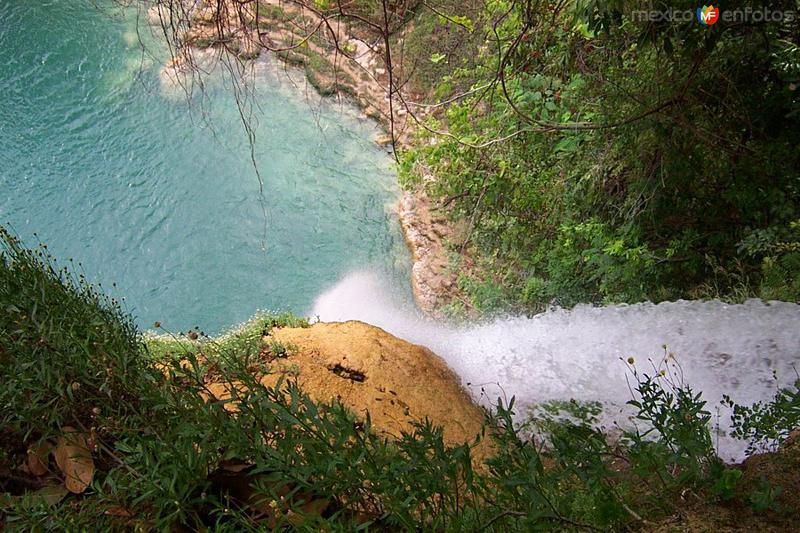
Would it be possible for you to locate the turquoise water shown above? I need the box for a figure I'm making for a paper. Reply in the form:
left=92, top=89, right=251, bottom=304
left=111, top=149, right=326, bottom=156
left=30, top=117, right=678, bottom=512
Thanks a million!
left=0, top=1, right=410, bottom=334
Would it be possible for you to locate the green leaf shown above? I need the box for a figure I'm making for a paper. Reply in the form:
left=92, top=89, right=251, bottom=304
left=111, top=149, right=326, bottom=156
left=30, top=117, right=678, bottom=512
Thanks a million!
left=441, top=14, right=474, bottom=32
left=554, top=138, right=578, bottom=153
left=430, top=53, right=447, bottom=64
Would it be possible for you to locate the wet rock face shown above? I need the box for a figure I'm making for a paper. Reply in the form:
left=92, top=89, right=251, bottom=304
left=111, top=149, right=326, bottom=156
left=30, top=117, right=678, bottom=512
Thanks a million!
left=268, top=320, right=489, bottom=457
left=398, top=190, right=464, bottom=317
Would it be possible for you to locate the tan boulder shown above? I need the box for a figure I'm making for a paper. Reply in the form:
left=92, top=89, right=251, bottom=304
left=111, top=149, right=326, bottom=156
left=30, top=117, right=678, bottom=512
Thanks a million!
left=266, top=321, right=490, bottom=459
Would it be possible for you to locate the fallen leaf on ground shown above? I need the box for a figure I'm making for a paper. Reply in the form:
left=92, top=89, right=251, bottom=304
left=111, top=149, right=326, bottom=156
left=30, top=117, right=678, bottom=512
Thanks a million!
left=104, top=505, right=135, bottom=517
left=54, top=427, right=94, bottom=494
left=27, top=441, right=53, bottom=476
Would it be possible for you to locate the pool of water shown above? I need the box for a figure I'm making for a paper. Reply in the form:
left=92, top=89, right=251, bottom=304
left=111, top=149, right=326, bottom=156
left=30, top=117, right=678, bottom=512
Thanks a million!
left=0, top=1, right=411, bottom=334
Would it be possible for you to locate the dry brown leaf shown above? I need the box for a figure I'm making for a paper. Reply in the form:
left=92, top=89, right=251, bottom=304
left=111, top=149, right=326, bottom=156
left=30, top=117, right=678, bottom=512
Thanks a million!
left=27, top=441, right=53, bottom=476
left=104, top=505, right=135, bottom=517
left=54, top=427, right=94, bottom=494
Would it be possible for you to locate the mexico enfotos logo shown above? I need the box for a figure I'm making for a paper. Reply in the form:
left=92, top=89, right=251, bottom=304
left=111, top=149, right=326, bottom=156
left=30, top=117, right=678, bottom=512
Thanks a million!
left=632, top=5, right=796, bottom=24
left=696, top=5, right=719, bottom=25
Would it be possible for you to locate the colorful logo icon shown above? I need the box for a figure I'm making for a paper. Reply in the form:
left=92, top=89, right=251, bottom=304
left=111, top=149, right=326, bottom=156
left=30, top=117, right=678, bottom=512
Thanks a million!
left=697, top=5, right=720, bottom=25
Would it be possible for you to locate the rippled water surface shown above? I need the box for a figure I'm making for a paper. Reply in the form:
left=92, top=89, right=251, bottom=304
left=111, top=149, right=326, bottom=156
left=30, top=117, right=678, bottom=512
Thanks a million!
left=0, top=1, right=410, bottom=333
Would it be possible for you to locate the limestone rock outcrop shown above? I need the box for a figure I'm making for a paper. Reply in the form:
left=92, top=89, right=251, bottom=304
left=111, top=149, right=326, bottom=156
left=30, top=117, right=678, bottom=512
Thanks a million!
left=266, top=321, right=489, bottom=457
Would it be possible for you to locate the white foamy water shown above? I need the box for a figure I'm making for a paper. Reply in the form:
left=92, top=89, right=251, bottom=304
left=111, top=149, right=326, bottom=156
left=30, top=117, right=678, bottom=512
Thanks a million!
left=311, top=270, right=800, bottom=461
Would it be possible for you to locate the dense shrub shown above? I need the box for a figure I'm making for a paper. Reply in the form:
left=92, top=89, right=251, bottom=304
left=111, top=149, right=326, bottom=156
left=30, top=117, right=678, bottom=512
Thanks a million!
left=400, top=0, right=800, bottom=313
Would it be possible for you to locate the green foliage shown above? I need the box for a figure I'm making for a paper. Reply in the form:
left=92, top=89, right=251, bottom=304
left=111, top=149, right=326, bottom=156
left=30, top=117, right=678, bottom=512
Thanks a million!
left=710, top=466, right=743, bottom=501
left=724, top=377, right=800, bottom=454
left=749, top=478, right=783, bottom=512
left=0, top=229, right=489, bottom=529
left=400, top=0, right=485, bottom=93
left=401, top=0, right=800, bottom=312
left=0, top=226, right=146, bottom=435
left=1, top=229, right=799, bottom=529
left=625, top=362, right=717, bottom=490
left=146, top=311, right=308, bottom=362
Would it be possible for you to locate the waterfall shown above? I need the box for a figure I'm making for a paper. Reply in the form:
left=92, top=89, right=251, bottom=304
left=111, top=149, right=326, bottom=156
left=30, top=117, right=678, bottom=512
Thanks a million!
left=311, top=270, right=800, bottom=461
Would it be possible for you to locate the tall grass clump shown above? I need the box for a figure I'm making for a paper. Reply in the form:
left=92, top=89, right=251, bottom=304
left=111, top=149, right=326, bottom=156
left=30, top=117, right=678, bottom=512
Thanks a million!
left=0, top=227, right=490, bottom=529
left=1, top=226, right=798, bottom=530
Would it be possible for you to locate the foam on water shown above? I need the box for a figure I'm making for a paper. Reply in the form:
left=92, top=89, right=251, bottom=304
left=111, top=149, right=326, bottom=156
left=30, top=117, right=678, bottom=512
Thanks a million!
left=311, top=270, right=800, bottom=460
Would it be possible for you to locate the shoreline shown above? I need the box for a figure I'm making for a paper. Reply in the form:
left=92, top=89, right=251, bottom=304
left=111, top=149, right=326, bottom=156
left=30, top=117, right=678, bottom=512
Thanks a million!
left=152, top=0, right=461, bottom=317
